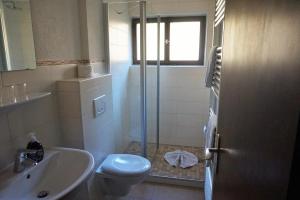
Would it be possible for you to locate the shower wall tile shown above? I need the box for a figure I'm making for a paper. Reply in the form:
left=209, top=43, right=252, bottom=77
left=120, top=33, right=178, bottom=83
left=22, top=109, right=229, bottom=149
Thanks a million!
left=160, top=100, right=177, bottom=114
left=109, top=3, right=132, bottom=153
left=177, top=114, right=203, bottom=128
left=129, top=66, right=209, bottom=147
left=160, top=114, right=177, bottom=126
left=160, top=87, right=178, bottom=101
left=177, top=102, right=206, bottom=115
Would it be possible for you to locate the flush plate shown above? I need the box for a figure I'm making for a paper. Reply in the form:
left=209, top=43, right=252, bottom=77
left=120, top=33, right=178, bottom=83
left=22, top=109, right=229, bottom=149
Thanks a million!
left=93, top=95, right=106, bottom=118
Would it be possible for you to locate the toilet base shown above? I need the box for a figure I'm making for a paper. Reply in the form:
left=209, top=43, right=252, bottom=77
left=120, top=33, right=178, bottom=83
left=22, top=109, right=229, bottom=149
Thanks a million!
left=96, top=170, right=148, bottom=197
left=97, top=174, right=132, bottom=197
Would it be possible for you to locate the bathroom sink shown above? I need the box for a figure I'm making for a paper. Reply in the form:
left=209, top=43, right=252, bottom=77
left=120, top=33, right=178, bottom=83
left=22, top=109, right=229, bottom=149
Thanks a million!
left=0, top=147, right=94, bottom=200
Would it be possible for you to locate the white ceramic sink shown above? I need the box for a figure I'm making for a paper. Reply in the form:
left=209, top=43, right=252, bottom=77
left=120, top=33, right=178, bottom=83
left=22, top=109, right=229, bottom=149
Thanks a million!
left=0, top=147, right=94, bottom=200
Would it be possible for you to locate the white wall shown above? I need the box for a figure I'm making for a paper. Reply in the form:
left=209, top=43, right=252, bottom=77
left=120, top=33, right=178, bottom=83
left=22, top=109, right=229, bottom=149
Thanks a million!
left=108, top=3, right=132, bottom=152
left=85, top=0, right=106, bottom=73
left=31, top=0, right=82, bottom=62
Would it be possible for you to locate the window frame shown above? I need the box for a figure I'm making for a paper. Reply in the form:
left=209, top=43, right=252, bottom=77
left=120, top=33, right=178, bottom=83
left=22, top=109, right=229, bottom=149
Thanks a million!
left=132, top=16, right=206, bottom=65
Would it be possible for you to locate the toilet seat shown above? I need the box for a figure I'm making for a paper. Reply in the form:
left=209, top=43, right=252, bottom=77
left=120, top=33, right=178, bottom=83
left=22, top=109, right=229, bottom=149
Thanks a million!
left=100, top=154, right=151, bottom=177
left=96, top=154, right=151, bottom=196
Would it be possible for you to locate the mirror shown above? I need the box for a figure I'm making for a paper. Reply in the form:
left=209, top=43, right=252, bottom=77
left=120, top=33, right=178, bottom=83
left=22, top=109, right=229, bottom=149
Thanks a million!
left=0, top=0, right=36, bottom=71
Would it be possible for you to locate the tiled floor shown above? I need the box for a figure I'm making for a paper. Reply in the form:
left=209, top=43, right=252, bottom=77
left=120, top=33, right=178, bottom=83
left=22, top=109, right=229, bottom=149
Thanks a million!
left=124, top=142, right=205, bottom=182
left=120, top=182, right=204, bottom=200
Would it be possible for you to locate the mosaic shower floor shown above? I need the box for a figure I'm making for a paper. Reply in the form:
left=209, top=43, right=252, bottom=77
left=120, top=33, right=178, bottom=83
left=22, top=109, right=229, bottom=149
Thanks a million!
left=124, top=142, right=205, bottom=183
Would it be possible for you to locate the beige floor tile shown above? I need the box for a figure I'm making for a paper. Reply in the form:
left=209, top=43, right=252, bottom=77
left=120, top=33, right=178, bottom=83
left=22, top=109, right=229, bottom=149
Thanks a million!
left=153, top=183, right=203, bottom=200
left=126, top=183, right=156, bottom=200
left=121, top=183, right=204, bottom=200
left=124, top=142, right=205, bottom=181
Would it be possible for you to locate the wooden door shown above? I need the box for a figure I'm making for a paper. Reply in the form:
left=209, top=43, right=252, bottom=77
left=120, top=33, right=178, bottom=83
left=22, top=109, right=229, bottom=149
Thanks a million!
left=213, top=0, right=300, bottom=199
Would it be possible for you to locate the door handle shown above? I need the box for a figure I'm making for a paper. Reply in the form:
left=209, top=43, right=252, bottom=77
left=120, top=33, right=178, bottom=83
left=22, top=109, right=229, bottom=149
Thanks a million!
left=208, top=147, right=221, bottom=153
left=205, top=134, right=224, bottom=174
left=208, top=147, right=226, bottom=153
left=205, top=133, right=224, bottom=160
left=205, top=147, right=225, bottom=160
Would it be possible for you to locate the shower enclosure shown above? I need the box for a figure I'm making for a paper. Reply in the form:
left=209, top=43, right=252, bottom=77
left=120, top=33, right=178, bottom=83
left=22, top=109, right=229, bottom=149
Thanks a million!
left=104, top=0, right=206, bottom=187
left=104, top=0, right=159, bottom=158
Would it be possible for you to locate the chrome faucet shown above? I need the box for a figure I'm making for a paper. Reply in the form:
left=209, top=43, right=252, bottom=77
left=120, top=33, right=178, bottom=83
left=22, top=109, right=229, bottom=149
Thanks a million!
left=14, top=149, right=38, bottom=173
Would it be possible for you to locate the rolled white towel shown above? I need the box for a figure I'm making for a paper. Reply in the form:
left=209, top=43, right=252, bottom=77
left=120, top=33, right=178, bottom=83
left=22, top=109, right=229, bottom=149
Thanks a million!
left=164, top=150, right=198, bottom=169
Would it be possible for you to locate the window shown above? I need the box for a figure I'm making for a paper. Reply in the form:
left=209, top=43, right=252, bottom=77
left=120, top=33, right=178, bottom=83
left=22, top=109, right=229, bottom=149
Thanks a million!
left=132, top=16, right=206, bottom=65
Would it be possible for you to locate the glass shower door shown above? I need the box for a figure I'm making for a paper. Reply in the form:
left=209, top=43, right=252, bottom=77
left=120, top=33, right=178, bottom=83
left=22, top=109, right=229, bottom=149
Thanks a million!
left=135, top=8, right=162, bottom=159
left=145, top=16, right=162, bottom=160
left=106, top=0, right=160, bottom=159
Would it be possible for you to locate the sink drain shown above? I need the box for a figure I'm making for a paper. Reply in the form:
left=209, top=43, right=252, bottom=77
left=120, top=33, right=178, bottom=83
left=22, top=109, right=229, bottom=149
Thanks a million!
left=37, top=191, right=49, bottom=198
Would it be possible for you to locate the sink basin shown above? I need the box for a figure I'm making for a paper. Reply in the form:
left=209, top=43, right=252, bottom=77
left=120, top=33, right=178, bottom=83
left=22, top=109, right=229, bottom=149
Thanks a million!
left=0, top=147, right=94, bottom=200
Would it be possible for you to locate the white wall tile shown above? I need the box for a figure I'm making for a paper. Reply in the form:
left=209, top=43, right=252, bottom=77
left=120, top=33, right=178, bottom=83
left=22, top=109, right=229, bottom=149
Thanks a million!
left=0, top=64, right=77, bottom=170
left=176, top=101, right=203, bottom=115
left=57, top=91, right=81, bottom=118
left=160, top=87, right=178, bottom=101
left=83, top=116, right=115, bottom=165
left=160, top=100, right=177, bottom=114
left=57, top=81, right=79, bottom=93
left=176, top=114, right=202, bottom=128
left=31, top=0, right=82, bottom=61
left=0, top=114, right=14, bottom=169
left=61, top=117, right=83, bottom=149
left=129, top=66, right=209, bottom=147
left=109, top=4, right=132, bottom=153
left=160, top=113, right=177, bottom=126
left=57, top=75, right=116, bottom=165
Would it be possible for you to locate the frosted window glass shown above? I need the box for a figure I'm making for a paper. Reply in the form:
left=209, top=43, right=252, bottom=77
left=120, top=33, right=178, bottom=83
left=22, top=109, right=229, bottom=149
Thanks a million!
left=169, top=22, right=200, bottom=61
left=136, top=23, right=165, bottom=61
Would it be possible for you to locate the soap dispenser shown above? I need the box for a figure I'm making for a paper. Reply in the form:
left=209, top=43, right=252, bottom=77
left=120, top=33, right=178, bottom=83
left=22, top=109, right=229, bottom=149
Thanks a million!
left=26, top=132, right=44, bottom=162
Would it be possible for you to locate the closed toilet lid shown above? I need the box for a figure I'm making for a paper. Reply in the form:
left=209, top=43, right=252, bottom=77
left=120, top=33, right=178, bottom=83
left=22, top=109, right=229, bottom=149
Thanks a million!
left=101, top=154, right=151, bottom=177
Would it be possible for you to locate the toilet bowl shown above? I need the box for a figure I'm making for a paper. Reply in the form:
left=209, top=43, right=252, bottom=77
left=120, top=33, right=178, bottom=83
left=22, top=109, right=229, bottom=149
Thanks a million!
left=96, top=154, right=151, bottom=196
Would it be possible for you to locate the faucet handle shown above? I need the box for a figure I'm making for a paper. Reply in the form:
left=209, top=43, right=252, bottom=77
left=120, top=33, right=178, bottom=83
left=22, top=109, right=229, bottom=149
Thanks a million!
left=17, top=148, right=39, bottom=157
left=14, top=149, right=38, bottom=173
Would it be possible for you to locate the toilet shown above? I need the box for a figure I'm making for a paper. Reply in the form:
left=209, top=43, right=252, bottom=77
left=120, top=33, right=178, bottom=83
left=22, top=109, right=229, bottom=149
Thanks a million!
left=96, top=154, right=151, bottom=196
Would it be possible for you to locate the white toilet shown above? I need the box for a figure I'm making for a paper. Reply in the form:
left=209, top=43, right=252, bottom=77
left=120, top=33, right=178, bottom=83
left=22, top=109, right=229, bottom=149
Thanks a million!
left=96, top=154, right=151, bottom=196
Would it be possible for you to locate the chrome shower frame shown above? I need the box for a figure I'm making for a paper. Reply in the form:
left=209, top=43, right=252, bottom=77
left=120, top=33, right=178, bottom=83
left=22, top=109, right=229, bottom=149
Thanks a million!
left=139, top=0, right=147, bottom=157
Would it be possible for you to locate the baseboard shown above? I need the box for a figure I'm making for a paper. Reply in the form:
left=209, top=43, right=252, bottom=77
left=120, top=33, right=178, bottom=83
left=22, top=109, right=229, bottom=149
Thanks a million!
left=145, top=175, right=204, bottom=188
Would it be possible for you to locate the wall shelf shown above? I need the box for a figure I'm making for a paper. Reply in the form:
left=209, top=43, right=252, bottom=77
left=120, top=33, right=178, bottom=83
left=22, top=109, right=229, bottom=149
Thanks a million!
left=0, top=92, right=51, bottom=110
